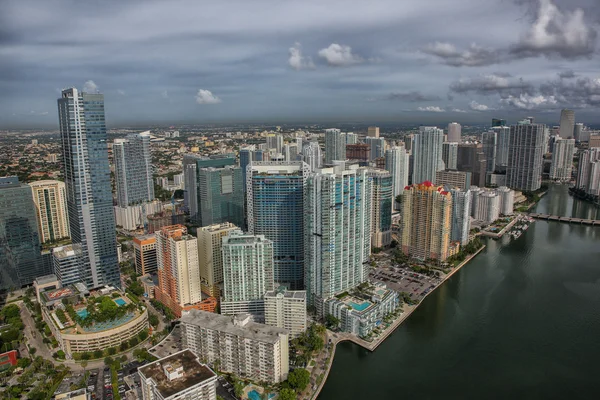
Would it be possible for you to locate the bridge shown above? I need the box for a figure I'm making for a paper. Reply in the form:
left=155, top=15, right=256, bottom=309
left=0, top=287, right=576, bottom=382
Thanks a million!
left=528, top=213, right=600, bottom=226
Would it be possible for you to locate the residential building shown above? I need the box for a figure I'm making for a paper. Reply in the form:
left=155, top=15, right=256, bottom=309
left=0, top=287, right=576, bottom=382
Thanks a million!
left=324, top=129, right=346, bottom=164
left=29, top=180, right=70, bottom=243
left=197, top=223, right=238, bottom=297
left=574, top=123, right=584, bottom=142
left=247, top=162, right=309, bottom=290
left=301, top=141, right=322, bottom=171
left=492, top=118, right=506, bottom=127
left=345, top=133, right=358, bottom=145
left=264, top=288, right=307, bottom=338
left=384, top=145, right=410, bottom=202
left=449, top=189, right=471, bottom=246
left=367, top=126, right=380, bottom=138
left=457, top=143, right=487, bottom=187
left=283, top=143, right=299, bottom=162
left=497, top=186, right=515, bottom=215
left=197, top=165, right=244, bottom=229
left=576, top=148, right=600, bottom=192
left=447, top=122, right=461, bottom=143
left=52, top=244, right=82, bottom=286
left=181, top=310, right=289, bottom=384
left=304, top=165, right=372, bottom=306
left=57, top=88, right=120, bottom=288
left=474, top=191, right=500, bottom=224
left=506, top=122, right=545, bottom=192
left=442, top=142, right=458, bottom=170
left=469, top=186, right=483, bottom=218
left=138, top=349, right=217, bottom=400
left=113, top=131, right=154, bottom=207
left=550, top=138, right=575, bottom=181
left=589, top=135, right=600, bottom=148
left=482, top=131, right=498, bottom=177
left=114, top=200, right=162, bottom=231
left=492, top=126, right=511, bottom=171
left=133, top=235, right=158, bottom=276
left=147, top=210, right=186, bottom=234
left=559, top=109, right=575, bottom=138
left=368, top=169, right=393, bottom=248
left=347, top=144, right=370, bottom=164
left=435, top=170, right=471, bottom=191
left=400, top=181, right=452, bottom=261
left=266, top=134, right=284, bottom=154
left=0, top=177, right=47, bottom=290
left=365, top=137, right=386, bottom=161
left=412, top=126, right=444, bottom=184
left=220, top=230, right=274, bottom=320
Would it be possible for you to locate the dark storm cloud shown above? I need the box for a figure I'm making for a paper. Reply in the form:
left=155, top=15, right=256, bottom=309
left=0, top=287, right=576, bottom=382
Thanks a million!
left=449, top=74, right=534, bottom=96
left=557, top=70, right=577, bottom=79
left=386, top=91, right=441, bottom=102
left=422, top=43, right=502, bottom=67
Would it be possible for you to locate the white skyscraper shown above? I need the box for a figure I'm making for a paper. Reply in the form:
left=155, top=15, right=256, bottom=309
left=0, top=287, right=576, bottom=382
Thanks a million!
left=447, top=122, right=462, bottom=143
left=497, top=186, right=515, bottom=215
left=474, top=191, right=500, bottom=223
left=113, top=131, right=154, bottom=207
left=304, top=165, right=372, bottom=306
left=324, top=129, right=346, bottom=164
left=365, top=137, right=386, bottom=161
left=302, top=141, right=322, bottom=171
left=550, top=138, right=575, bottom=181
left=266, top=134, right=284, bottom=153
left=442, top=142, right=458, bottom=170
left=413, top=126, right=445, bottom=184
left=559, top=109, right=575, bottom=138
left=506, top=122, right=545, bottom=192
left=385, top=146, right=410, bottom=201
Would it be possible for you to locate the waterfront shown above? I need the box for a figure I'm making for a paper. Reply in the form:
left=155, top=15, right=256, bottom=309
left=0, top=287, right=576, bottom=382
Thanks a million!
left=319, top=185, right=600, bottom=399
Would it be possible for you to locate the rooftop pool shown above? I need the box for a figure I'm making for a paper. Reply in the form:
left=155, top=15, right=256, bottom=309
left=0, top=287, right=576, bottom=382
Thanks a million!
left=348, top=301, right=371, bottom=312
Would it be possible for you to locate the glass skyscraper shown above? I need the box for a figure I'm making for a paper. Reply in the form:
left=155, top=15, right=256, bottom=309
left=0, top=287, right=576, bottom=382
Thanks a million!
left=57, top=88, right=120, bottom=288
left=413, top=126, right=445, bottom=184
left=198, top=165, right=244, bottom=229
left=247, top=162, right=309, bottom=290
left=368, top=169, right=393, bottom=248
left=0, top=177, right=49, bottom=290
left=113, top=131, right=154, bottom=207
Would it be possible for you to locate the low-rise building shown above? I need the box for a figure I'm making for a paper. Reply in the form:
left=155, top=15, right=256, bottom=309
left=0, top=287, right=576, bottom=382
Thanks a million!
left=181, top=310, right=289, bottom=384
left=138, top=349, right=217, bottom=400
left=264, top=288, right=307, bottom=338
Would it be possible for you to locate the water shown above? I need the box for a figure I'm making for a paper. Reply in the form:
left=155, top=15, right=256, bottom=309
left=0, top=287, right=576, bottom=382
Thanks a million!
left=319, top=185, right=600, bottom=399
left=114, top=298, right=126, bottom=306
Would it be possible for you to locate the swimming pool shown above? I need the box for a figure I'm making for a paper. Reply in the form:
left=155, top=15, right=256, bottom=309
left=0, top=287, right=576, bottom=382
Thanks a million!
left=114, top=298, right=126, bottom=306
left=248, top=390, right=275, bottom=400
left=348, top=301, right=371, bottom=311
left=77, top=309, right=89, bottom=319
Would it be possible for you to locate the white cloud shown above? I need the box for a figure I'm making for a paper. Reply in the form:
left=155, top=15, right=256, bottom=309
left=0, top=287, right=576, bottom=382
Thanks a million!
left=318, top=43, right=363, bottom=66
left=417, top=106, right=445, bottom=112
left=288, top=42, right=315, bottom=70
left=500, top=93, right=557, bottom=110
left=195, top=89, right=221, bottom=105
left=117, top=89, right=126, bottom=96
left=83, top=80, right=98, bottom=93
left=423, top=41, right=500, bottom=66
left=451, top=108, right=467, bottom=113
left=469, top=101, right=492, bottom=111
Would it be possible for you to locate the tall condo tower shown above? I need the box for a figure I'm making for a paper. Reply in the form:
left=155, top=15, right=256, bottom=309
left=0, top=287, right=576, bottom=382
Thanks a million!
left=384, top=145, right=410, bottom=202
left=57, top=88, right=120, bottom=288
left=559, top=109, right=575, bottom=138
left=324, top=129, right=346, bottom=164
left=506, top=122, right=545, bottom=192
left=368, top=169, right=393, bottom=248
left=302, top=141, right=323, bottom=171
left=247, top=162, right=309, bottom=289
left=550, top=138, right=575, bottom=181
left=29, top=180, right=70, bottom=243
left=413, top=126, right=445, bottom=184
left=447, top=122, right=462, bottom=143
left=113, top=131, right=154, bottom=207
left=442, top=142, right=458, bottom=170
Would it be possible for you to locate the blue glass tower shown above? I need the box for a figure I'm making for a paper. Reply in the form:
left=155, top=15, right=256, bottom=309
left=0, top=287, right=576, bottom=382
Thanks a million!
left=247, top=162, right=309, bottom=290
left=57, top=88, right=120, bottom=288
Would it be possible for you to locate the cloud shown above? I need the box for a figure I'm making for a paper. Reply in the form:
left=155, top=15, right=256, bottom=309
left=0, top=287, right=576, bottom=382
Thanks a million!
left=469, top=101, right=493, bottom=111
left=500, top=93, right=558, bottom=109
left=417, top=106, right=445, bottom=112
left=83, top=80, right=98, bottom=93
left=195, top=89, right=221, bottom=104
left=422, top=42, right=500, bottom=67
left=451, top=108, right=468, bottom=113
left=117, top=89, right=126, bottom=95
left=318, top=43, right=363, bottom=66
left=510, top=0, right=598, bottom=59
left=557, top=70, right=577, bottom=79
left=386, top=91, right=441, bottom=102
left=449, top=73, right=533, bottom=95
left=288, top=42, right=315, bottom=70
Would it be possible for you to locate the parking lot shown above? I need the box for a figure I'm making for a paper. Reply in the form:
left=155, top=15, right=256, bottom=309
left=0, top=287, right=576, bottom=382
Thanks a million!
left=149, top=324, right=182, bottom=359
left=370, top=264, right=441, bottom=301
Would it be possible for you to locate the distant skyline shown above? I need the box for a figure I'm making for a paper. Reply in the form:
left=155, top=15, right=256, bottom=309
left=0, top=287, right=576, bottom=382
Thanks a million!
left=1, top=0, right=600, bottom=129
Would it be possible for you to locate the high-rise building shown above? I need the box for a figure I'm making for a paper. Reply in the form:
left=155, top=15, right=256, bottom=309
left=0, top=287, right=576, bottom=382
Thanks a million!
left=367, top=126, right=380, bottom=138
left=473, top=191, right=500, bottom=223
left=29, top=180, right=70, bottom=243
left=550, top=138, right=575, bottom=181
left=385, top=146, right=410, bottom=202
left=574, top=123, right=584, bottom=142
left=469, top=186, right=483, bottom=218
left=239, top=146, right=254, bottom=192
left=57, top=88, right=120, bottom=289
left=247, top=162, right=309, bottom=289
left=497, top=186, right=515, bottom=215
left=442, top=142, right=458, bottom=170
left=220, top=230, right=274, bottom=320
left=324, top=129, right=346, bottom=164
left=506, top=122, right=545, bottom=192
left=138, top=350, right=217, bottom=400
left=197, top=165, right=244, bottom=229
left=197, top=222, right=238, bottom=297
left=482, top=131, right=498, bottom=178
left=304, top=165, right=372, bottom=306
left=400, top=181, right=452, bottom=261
left=264, top=288, right=307, bottom=338
left=492, top=118, right=506, bottom=127
left=266, top=134, right=284, bottom=154
left=368, top=169, right=393, bottom=248
left=347, top=144, right=371, bottom=164
left=559, top=109, right=575, bottom=138
left=413, top=126, right=445, bottom=184
left=0, top=177, right=48, bottom=290
left=155, top=225, right=201, bottom=317
left=133, top=235, right=157, bottom=276
left=576, top=148, right=600, bottom=193
left=436, top=170, right=471, bottom=191
left=283, top=143, right=299, bottom=162
left=589, top=135, right=600, bottom=148
left=365, top=137, right=386, bottom=161
left=457, top=143, right=487, bottom=187
left=447, top=122, right=462, bottom=143
left=449, top=188, right=471, bottom=246
left=492, top=126, right=511, bottom=171
left=345, top=133, right=358, bottom=145
left=183, top=154, right=236, bottom=223
left=52, top=244, right=83, bottom=286
left=302, top=141, right=323, bottom=171
left=113, top=131, right=154, bottom=207
left=181, top=310, right=289, bottom=384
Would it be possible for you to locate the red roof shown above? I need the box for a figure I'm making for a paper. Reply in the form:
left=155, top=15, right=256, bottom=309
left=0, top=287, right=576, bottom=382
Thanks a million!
left=422, top=180, right=433, bottom=187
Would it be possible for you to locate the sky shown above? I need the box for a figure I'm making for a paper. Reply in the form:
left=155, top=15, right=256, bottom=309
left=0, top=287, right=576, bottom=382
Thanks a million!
left=1, top=0, right=600, bottom=129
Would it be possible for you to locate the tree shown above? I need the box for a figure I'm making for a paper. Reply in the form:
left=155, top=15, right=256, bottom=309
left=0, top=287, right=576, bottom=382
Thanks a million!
left=93, top=349, right=104, bottom=359
left=29, top=347, right=37, bottom=355
left=104, top=357, right=115, bottom=366
left=325, top=314, right=340, bottom=330
left=148, top=313, right=159, bottom=327
left=278, top=388, right=297, bottom=400
left=287, top=368, right=310, bottom=391
left=80, top=360, right=88, bottom=369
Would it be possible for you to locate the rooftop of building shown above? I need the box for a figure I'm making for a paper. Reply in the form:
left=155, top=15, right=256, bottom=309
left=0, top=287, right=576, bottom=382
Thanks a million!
left=180, top=310, right=288, bottom=343
left=138, top=349, right=215, bottom=398
left=34, top=274, right=59, bottom=286
left=199, top=222, right=238, bottom=233
left=52, top=244, right=82, bottom=259
left=264, top=288, right=306, bottom=300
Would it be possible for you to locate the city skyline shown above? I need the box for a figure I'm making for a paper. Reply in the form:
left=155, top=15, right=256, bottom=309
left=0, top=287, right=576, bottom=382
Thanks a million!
left=2, top=0, right=600, bottom=129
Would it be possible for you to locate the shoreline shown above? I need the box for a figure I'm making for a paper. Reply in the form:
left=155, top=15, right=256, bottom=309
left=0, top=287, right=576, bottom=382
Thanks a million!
left=310, top=244, right=486, bottom=399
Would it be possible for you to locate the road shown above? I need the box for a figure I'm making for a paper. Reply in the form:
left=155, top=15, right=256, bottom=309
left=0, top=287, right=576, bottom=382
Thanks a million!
left=20, top=301, right=53, bottom=360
